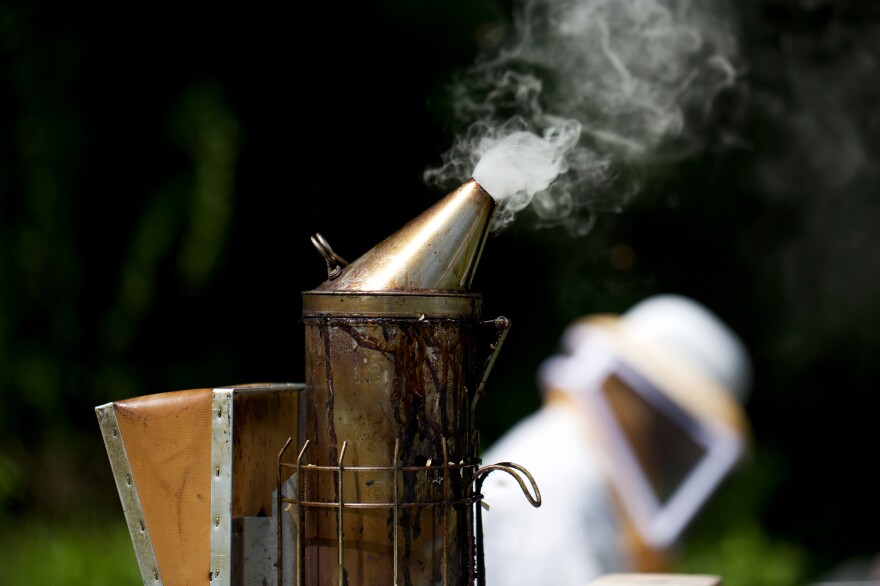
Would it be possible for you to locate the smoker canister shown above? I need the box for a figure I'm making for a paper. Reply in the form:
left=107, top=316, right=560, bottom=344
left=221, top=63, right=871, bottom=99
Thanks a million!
left=294, top=180, right=536, bottom=586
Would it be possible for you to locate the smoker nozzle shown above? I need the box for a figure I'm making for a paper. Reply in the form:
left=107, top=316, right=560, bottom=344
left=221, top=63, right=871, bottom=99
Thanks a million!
left=314, top=178, right=495, bottom=292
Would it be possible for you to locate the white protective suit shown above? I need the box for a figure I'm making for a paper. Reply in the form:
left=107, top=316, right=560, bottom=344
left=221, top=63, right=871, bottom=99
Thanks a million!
left=480, top=294, right=752, bottom=586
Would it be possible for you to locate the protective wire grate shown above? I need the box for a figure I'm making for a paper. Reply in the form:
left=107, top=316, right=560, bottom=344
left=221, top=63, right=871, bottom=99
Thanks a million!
left=275, top=436, right=540, bottom=586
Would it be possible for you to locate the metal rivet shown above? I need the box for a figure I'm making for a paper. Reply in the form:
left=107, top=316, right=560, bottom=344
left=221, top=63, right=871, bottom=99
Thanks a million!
left=126, top=475, right=131, bottom=486
left=217, top=407, right=222, bottom=419
left=112, top=427, right=117, bottom=437
left=215, top=466, right=220, bottom=477
left=139, top=520, right=145, bottom=532
left=215, top=516, right=220, bottom=527
left=153, top=570, right=159, bottom=581
left=214, top=569, right=220, bottom=578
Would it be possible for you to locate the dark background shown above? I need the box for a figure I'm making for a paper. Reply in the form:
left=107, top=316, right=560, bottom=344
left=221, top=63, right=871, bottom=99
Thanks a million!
left=1, top=0, right=878, bottom=583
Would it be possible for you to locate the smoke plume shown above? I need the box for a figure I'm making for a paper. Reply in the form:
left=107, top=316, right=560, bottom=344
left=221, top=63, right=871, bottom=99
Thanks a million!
left=425, top=0, right=740, bottom=234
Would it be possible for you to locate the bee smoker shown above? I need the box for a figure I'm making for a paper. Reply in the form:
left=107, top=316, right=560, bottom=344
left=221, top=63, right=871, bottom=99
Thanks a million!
left=291, top=179, right=541, bottom=585
left=94, top=179, right=539, bottom=586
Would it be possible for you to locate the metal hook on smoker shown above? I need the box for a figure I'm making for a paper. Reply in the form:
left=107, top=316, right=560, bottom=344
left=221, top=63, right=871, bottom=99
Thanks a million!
left=311, top=233, right=349, bottom=280
left=471, top=317, right=512, bottom=414
left=469, top=461, right=541, bottom=508
left=468, top=461, right=540, bottom=586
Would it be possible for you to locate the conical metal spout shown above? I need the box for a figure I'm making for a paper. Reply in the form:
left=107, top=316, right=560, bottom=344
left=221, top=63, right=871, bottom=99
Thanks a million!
left=315, top=178, right=495, bottom=292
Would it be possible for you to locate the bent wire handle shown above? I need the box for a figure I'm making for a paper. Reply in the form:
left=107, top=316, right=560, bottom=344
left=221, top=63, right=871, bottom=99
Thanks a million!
left=470, top=461, right=541, bottom=586
left=469, top=461, right=542, bottom=508
left=471, top=316, right=512, bottom=414
left=311, top=233, right=349, bottom=280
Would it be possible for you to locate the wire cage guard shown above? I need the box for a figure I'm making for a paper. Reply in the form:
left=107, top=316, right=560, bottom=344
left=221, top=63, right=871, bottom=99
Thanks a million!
left=276, top=435, right=540, bottom=586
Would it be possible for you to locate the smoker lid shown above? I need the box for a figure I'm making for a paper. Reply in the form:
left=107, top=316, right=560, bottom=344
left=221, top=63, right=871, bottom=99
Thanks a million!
left=312, top=179, right=496, bottom=293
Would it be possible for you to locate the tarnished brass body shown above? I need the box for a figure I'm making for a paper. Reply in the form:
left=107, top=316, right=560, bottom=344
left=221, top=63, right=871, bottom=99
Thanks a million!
left=302, top=293, right=483, bottom=585
left=300, top=180, right=496, bottom=585
left=316, top=179, right=494, bottom=292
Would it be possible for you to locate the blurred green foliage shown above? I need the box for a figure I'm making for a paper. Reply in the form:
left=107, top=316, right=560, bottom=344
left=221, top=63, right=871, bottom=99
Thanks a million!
left=680, top=520, right=807, bottom=586
left=0, top=517, right=140, bottom=585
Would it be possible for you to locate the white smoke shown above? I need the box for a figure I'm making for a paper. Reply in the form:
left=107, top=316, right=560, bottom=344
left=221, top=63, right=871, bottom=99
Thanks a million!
left=425, top=0, right=740, bottom=233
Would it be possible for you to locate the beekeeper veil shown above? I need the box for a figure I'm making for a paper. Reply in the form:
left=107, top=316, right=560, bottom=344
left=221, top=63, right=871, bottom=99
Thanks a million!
left=539, top=294, right=752, bottom=549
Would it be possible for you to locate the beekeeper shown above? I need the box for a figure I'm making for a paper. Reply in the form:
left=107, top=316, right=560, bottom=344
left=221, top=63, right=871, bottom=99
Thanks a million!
left=480, top=294, right=753, bottom=585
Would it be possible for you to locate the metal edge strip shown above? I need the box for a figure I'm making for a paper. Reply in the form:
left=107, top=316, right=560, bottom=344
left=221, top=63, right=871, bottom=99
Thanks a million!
left=215, top=383, right=305, bottom=394
left=95, top=403, right=163, bottom=586
left=301, top=292, right=482, bottom=319
left=210, top=389, right=234, bottom=584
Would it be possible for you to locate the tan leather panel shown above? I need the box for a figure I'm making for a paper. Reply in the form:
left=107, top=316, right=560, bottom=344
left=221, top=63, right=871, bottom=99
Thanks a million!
left=115, top=388, right=213, bottom=586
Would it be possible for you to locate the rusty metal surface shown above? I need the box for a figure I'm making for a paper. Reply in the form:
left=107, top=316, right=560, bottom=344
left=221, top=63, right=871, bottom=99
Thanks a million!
left=302, top=311, right=480, bottom=586
left=316, top=179, right=495, bottom=293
